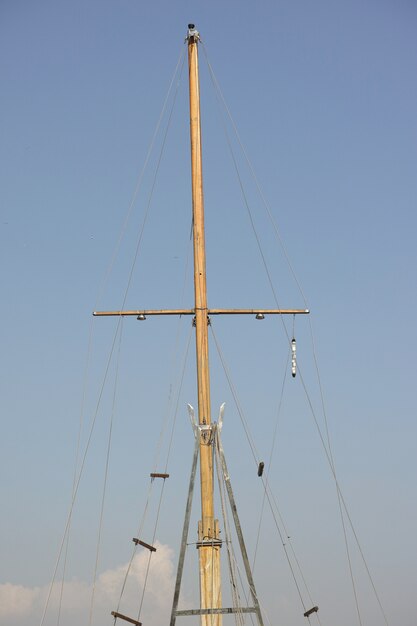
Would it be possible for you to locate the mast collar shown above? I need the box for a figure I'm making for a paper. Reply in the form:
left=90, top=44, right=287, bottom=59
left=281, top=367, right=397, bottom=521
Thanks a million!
left=186, top=23, right=200, bottom=42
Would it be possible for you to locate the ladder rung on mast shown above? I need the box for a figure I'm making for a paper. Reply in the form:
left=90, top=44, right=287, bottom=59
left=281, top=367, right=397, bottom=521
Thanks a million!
left=111, top=610, right=142, bottom=625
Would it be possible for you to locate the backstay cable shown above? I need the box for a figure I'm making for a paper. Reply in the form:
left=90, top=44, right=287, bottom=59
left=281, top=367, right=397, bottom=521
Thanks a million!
left=202, top=42, right=389, bottom=626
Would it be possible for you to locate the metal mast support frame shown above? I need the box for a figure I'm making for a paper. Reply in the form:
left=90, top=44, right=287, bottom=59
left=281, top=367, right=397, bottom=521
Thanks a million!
left=169, top=422, right=264, bottom=626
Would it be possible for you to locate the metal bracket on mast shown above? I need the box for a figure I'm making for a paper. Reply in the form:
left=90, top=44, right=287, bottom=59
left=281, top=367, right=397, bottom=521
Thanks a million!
left=188, top=404, right=213, bottom=444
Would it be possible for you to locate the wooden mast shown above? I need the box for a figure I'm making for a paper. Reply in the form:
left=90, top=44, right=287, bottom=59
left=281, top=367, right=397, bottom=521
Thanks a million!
left=187, top=24, right=222, bottom=626
left=93, top=25, right=310, bottom=626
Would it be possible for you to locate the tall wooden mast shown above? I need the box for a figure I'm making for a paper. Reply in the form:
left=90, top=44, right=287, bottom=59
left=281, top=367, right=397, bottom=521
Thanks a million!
left=187, top=23, right=222, bottom=626
left=93, top=25, right=310, bottom=626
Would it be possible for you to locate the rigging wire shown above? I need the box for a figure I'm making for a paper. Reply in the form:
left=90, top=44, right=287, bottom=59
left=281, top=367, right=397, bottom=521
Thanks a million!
left=205, top=95, right=360, bottom=621
left=201, top=42, right=309, bottom=310
left=39, top=310, right=128, bottom=626
left=152, top=237, right=193, bottom=475
left=112, top=317, right=192, bottom=617
left=94, top=44, right=186, bottom=312
left=210, top=324, right=259, bottom=465
left=56, top=316, right=95, bottom=626
left=215, top=431, right=288, bottom=626
left=251, top=348, right=289, bottom=573
left=114, top=212, right=193, bottom=617
left=296, top=362, right=364, bottom=625
left=115, top=325, right=193, bottom=616
left=135, top=326, right=193, bottom=624
left=88, top=319, right=124, bottom=626
left=202, top=42, right=389, bottom=626
left=296, top=360, right=390, bottom=626
left=215, top=427, right=258, bottom=626
left=136, top=480, right=167, bottom=622
left=306, top=316, right=390, bottom=626
left=93, top=46, right=188, bottom=618
left=214, top=438, right=245, bottom=626
left=117, top=50, right=186, bottom=319
left=164, top=324, right=194, bottom=472
left=250, top=344, right=322, bottom=624
left=41, top=47, right=187, bottom=626
left=114, top=478, right=153, bottom=616
left=209, top=323, right=309, bottom=616
left=113, top=196, right=194, bottom=617
left=204, top=55, right=289, bottom=339
left=336, top=487, right=363, bottom=626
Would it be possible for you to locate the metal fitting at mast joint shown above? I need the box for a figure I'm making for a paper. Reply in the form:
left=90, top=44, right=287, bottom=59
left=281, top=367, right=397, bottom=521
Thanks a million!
left=186, top=23, right=200, bottom=42
left=192, top=315, right=211, bottom=326
left=199, top=423, right=213, bottom=445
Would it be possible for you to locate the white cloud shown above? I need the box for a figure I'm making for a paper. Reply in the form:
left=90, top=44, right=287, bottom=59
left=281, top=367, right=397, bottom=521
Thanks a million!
left=0, top=541, right=176, bottom=626
left=0, top=583, right=42, bottom=619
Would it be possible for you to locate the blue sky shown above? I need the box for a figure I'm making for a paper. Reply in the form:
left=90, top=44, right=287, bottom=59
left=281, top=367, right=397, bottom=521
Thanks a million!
left=1, top=1, right=416, bottom=626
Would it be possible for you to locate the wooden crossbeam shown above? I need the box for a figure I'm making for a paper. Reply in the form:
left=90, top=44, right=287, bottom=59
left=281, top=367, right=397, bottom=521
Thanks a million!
left=132, top=538, right=156, bottom=552
left=93, top=308, right=309, bottom=317
left=93, top=309, right=194, bottom=316
left=304, top=606, right=319, bottom=617
left=111, top=611, right=142, bottom=625
left=150, top=472, right=170, bottom=479
left=209, top=308, right=309, bottom=315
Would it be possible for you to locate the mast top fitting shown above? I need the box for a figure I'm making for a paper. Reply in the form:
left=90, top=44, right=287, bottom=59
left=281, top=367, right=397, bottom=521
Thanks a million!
left=187, top=24, right=200, bottom=41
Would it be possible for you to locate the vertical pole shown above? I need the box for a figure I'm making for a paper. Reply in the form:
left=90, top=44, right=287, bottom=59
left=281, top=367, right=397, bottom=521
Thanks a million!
left=187, top=24, right=222, bottom=626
